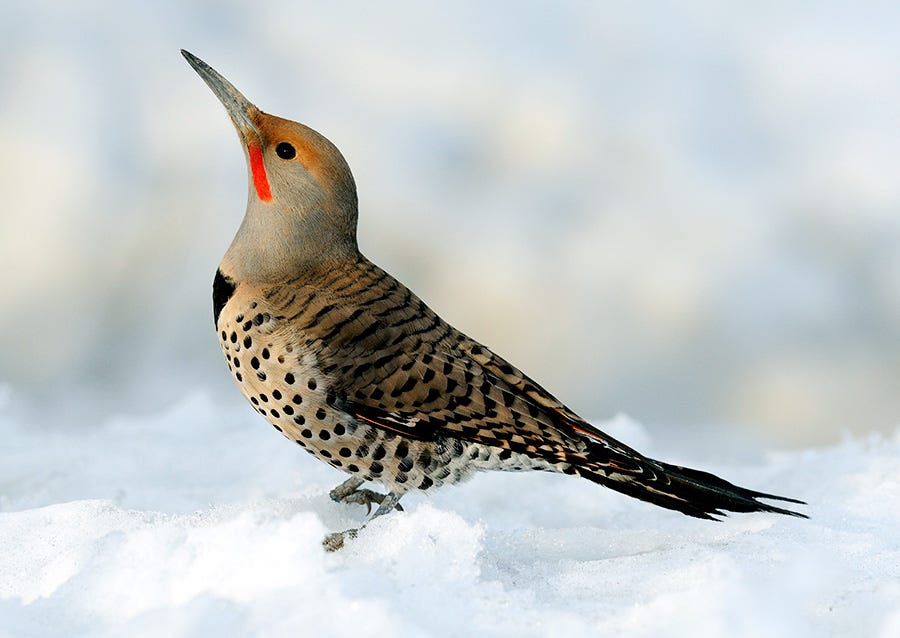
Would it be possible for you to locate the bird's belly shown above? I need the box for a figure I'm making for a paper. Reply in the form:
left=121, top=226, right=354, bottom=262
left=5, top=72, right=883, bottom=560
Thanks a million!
left=216, top=306, right=369, bottom=471
left=217, top=304, right=557, bottom=494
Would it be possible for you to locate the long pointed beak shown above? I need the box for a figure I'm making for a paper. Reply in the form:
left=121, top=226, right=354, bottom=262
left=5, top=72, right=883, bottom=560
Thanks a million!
left=182, top=50, right=261, bottom=143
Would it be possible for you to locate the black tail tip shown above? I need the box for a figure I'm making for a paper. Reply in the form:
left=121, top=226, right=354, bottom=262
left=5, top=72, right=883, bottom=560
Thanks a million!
left=658, top=461, right=809, bottom=520
left=748, top=489, right=809, bottom=518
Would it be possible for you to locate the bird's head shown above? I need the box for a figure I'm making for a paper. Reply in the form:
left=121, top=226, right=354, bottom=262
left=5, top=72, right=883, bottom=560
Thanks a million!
left=183, top=50, right=359, bottom=283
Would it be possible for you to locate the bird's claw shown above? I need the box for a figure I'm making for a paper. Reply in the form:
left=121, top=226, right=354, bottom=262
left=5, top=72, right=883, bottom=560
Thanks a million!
left=333, top=488, right=404, bottom=514
left=323, top=528, right=358, bottom=552
left=345, top=489, right=404, bottom=514
left=323, top=482, right=405, bottom=550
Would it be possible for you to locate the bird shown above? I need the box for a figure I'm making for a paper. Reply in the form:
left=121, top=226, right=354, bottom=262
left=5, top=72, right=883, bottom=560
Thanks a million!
left=182, top=50, right=806, bottom=550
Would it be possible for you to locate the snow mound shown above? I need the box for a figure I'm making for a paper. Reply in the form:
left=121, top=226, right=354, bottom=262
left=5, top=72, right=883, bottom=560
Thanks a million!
left=1, top=392, right=898, bottom=637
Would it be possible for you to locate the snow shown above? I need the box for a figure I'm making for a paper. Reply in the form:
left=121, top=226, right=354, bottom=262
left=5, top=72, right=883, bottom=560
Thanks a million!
left=2, top=392, right=898, bottom=637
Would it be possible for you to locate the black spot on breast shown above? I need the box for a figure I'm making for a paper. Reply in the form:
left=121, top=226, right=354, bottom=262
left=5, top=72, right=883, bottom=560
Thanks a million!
left=213, top=269, right=236, bottom=327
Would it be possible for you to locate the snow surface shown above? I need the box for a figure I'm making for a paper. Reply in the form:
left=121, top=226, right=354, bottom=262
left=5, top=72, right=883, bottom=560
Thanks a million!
left=1, top=391, right=897, bottom=637
left=3, top=1, right=900, bottom=443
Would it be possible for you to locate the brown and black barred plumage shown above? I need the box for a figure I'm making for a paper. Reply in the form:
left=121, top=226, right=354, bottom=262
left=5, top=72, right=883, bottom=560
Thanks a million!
left=184, top=51, right=806, bottom=549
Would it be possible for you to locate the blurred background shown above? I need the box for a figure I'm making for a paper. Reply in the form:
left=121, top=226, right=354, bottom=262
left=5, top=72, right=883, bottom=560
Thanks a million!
left=1, top=1, right=898, bottom=448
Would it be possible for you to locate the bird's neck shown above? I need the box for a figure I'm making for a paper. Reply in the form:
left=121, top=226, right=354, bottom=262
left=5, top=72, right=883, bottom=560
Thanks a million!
left=220, top=199, right=359, bottom=286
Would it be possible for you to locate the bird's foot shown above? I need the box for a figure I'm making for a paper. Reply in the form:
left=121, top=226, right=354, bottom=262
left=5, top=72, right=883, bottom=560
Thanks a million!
left=322, top=489, right=405, bottom=551
left=338, top=488, right=404, bottom=514
left=323, top=528, right=358, bottom=552
left=328, top=477, right=403, bottom=514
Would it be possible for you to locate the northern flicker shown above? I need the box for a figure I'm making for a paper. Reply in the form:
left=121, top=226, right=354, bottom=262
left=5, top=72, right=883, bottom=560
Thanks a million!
left=182, top=50, right=806, bottom=550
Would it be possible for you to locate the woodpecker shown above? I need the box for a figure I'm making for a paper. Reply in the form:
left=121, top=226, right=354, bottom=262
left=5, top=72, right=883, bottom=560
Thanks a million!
left=182, top=50, right=806, bottom=550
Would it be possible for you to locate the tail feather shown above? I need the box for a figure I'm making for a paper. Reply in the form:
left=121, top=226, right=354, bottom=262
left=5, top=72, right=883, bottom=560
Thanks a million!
left=583, top=458, right=808, bottom=520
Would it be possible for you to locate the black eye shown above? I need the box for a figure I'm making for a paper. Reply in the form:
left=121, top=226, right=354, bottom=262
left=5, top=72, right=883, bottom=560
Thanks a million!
left=275, top=142, right=296, bottom=160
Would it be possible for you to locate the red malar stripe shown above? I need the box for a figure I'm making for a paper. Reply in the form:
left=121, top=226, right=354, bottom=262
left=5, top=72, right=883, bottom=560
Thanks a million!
left=248, top=144, right=272, bottom=201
